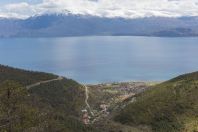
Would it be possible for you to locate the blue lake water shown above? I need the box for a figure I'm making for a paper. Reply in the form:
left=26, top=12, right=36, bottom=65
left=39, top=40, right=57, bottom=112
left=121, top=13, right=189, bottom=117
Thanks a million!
left=0, top=36, right=197, bottom=84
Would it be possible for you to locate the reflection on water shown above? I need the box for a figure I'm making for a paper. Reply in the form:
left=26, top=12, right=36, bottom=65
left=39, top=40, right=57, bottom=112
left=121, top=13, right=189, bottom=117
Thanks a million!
left=0, top=36, right=198, bottom=84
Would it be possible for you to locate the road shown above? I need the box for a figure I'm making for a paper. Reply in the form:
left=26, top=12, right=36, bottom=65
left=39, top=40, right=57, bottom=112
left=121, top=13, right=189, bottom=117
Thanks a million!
left=26, top=76, right=64, bottom=89
left=83, top=84, right=95, bottom=116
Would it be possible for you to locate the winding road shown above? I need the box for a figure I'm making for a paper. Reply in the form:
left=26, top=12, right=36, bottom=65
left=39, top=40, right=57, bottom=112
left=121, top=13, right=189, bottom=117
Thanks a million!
left=82, top=84, right=95, bottom=116
left=26, top=76, right=64, bottom=89
left=26, top=77, right=97, bottom=124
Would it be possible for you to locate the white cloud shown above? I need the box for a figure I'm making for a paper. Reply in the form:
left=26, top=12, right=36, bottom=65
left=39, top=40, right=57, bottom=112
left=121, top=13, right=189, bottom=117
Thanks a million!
left=0, top=0, right=198, bottom=19
left=0, top=2, right=36, bottom=19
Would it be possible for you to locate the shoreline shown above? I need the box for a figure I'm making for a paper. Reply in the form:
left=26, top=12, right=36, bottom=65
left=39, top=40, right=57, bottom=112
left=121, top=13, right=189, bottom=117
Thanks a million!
left=86, top=80, right=163, bottom=86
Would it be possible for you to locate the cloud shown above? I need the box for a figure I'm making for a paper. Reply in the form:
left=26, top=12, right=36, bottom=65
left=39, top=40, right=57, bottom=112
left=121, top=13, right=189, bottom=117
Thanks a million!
left=5, top=2, right=29, bottom=10
left=0, top=0, right=198, bottom=19
left=0, top=2, right=36, bottom=19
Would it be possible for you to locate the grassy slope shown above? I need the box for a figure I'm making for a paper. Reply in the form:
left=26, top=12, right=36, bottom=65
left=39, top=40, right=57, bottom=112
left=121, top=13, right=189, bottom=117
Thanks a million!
left=0, top=65, right=96, bottom=132
left=0, top=65, right=57, bottom=85
left=115, top=71, right=198, bottom=132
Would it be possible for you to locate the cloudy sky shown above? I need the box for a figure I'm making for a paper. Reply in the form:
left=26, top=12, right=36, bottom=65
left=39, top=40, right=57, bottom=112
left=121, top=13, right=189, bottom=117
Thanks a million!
left=0, top=0, right=198, bottom=19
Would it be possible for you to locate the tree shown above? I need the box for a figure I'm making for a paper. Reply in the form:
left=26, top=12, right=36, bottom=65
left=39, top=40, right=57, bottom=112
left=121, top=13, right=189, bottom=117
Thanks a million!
left=0, top=81, right=40, bottom=132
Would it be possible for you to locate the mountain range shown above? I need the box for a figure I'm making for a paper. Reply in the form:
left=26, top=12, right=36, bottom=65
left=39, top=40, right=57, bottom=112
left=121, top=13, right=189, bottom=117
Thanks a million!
left=1, top=14, right=198, bottom=37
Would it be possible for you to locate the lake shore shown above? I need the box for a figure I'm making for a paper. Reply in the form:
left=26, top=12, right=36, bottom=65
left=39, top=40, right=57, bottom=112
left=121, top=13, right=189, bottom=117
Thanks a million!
left=87, top=81, right=161, bottom=89
left=82, top=81, right=160, bottom=129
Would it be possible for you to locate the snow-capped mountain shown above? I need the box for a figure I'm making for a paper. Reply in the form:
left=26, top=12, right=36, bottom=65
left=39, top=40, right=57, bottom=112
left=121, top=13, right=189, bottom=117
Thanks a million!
left=0, top=14, right=198, bottom=37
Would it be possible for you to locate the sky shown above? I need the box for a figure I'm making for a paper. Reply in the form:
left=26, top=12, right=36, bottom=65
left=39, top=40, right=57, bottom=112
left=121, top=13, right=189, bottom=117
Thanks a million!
left=0, top=0, right=198, bottom=19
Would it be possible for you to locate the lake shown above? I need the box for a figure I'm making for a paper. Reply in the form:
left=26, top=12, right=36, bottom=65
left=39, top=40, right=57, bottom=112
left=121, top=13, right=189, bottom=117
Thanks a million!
left=0, top=36, right=197, bottom=84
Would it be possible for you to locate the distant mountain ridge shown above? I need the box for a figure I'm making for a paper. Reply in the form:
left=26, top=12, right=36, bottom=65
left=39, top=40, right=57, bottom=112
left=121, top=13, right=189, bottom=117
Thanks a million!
left=0, top=14, right=198, bottom=37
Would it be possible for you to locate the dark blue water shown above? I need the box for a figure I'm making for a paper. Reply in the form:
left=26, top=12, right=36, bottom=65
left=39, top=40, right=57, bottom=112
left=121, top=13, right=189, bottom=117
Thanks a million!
left=0, top=36, right=197, bottom=84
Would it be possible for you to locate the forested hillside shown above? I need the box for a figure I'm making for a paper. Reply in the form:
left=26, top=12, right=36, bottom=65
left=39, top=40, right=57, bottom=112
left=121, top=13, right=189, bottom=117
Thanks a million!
left=1, top=65, right=197, bottom=132
left=0, top=65, right=96, bottom=132
left=115, top=72, right=198, bottom=132
left=0, top=65, right=57, bottom=85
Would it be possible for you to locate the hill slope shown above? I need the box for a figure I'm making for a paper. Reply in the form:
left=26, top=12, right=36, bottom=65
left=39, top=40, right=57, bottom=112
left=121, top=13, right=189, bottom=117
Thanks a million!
left=1, top=65, right=198, bottom=131
left=0, top=65, right=96, bottom=132
left=115, top=71, right=198, bottom=132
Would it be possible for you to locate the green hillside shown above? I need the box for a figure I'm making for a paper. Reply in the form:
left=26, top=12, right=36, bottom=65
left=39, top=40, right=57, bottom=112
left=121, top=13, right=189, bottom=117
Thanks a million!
left=115, top=72, right=198, bottom=132
left=1, top=65, right=197, bottom=132
left=0, top=65, right=96, bottom=132
left=0, top=65, right=57, bottom=85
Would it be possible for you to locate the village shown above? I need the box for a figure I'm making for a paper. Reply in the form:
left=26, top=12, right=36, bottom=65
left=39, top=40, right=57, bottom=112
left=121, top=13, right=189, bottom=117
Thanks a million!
left=81, top=81, right=158, bottom=125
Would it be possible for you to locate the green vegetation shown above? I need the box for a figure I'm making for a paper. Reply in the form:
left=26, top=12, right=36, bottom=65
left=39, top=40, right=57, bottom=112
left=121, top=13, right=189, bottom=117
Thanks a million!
left=0, top=65, right=57, bottom=86
left=0, top=65, right=97, bottom=132
left=115, top=72, right=198, bottom=132
left=1, top=64, right=198, bottom=132
left=0, top=81, right=42, bottom=131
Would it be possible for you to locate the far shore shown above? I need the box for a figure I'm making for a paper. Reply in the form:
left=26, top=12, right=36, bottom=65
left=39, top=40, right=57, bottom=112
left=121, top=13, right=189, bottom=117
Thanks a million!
left=86, top=80, right=163, bottom=86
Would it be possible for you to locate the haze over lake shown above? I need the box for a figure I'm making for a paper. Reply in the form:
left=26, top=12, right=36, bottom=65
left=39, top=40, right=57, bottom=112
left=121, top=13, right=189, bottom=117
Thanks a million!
left=0, top=36, right=197, bottom=84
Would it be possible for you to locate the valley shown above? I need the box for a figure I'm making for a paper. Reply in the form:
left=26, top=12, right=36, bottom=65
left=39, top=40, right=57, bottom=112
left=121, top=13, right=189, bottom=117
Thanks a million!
left=0, top=65, right=198, bottom=132
left=86, top=82, right=155, bottom=123
left=81, top=82, right=156, bottom=132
